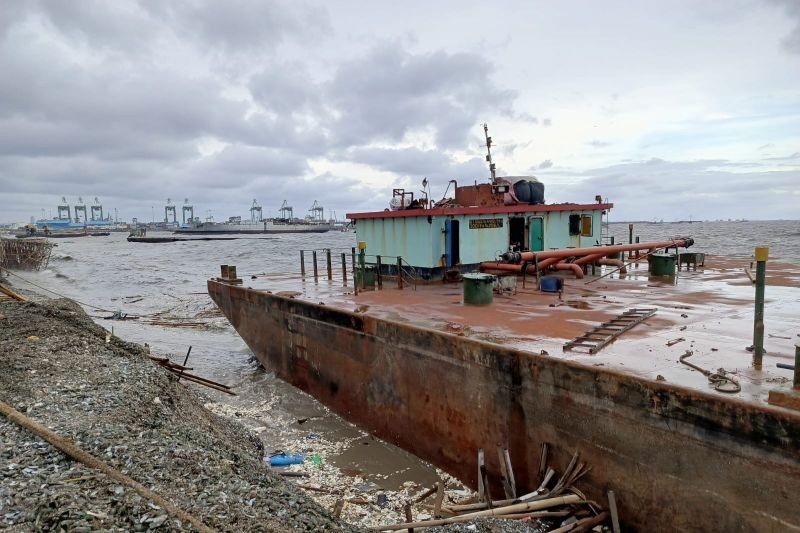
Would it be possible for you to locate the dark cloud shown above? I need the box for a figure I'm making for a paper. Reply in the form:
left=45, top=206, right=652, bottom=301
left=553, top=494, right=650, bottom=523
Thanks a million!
left=772, top=0, right=800, bottom=53
left=324, top=44, right=515, bottom=149
left=538, top=159, right=553, bottom=169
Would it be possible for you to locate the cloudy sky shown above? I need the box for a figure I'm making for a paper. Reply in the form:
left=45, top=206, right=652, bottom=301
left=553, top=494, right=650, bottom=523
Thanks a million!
left=1, top=0, right=798, bottom=223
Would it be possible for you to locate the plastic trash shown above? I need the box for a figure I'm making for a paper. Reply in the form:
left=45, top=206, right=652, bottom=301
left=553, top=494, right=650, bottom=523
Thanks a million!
left=311, top=454, right=323, bottom=468
left=267, top=452, right=304, bottom=466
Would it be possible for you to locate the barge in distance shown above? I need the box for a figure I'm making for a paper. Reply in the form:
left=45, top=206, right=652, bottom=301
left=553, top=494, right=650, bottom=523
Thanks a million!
left=175, top=199, right=331, bottom=234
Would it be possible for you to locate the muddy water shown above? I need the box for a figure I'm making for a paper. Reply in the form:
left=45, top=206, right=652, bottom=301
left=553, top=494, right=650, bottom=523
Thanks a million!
left=10, top=230, right=444, bottom=492
left=7, top=219, right=799, bottom=492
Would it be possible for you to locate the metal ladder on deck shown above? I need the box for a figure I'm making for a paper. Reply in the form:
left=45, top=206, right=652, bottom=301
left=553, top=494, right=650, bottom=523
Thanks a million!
left=563, top=307, right=657, bottom=354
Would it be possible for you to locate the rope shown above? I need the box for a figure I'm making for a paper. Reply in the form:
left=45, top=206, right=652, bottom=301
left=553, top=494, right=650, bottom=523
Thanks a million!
left=0, top=399, right=215, bottom=532
left=0, top=268, right=114, bottom=313
left=679, top=350, right=741, bottom=393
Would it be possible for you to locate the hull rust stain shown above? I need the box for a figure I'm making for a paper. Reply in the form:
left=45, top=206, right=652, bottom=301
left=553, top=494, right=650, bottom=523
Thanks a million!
left=209, top=279, right=800, bottom=532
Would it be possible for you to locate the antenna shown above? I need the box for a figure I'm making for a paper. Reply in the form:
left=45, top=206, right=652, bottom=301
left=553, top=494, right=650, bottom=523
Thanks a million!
left=483, top=123, right=496, bottom=184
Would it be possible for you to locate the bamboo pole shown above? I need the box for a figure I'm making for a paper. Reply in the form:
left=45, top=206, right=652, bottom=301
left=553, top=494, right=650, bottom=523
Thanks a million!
left=0, top=399, right=215, bottom=533
left=371, top=494, right=581, bottom=531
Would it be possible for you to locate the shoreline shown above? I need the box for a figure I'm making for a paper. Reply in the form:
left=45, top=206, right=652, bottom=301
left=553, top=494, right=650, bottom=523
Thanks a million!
left=0, top=296, right=350, bottom=531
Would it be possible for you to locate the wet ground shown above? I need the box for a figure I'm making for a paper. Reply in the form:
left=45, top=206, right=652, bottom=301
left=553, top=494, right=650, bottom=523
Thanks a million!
left=245, top=255, right=800, bottom=407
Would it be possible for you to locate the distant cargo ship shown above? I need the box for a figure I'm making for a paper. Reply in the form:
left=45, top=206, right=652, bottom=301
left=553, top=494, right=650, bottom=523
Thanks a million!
left=174, top=200, right=331, bottom=234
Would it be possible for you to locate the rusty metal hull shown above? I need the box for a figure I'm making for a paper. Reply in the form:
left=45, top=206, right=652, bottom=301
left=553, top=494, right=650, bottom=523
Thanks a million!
left=209, top=279, right=800, bottom=532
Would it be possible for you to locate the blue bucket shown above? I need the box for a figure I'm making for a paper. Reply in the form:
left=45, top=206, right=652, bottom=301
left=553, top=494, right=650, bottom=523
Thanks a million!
left=540, top=276, right=563, bottom=293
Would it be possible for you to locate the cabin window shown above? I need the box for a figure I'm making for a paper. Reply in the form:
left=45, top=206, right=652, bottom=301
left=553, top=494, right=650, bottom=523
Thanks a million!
left=569, top=214, right=581, bottom=235
left=581, top=215, right=593, bottom=236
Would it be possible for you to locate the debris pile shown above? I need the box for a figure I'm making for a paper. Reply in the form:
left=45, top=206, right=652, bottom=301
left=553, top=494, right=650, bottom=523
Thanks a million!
left=374, top=445, right=619, bottom=532
left=0, top=237, right=54, bottom=271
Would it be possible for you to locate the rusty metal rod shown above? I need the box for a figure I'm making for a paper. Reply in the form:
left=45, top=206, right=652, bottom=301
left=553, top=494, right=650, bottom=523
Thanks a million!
left=177, top=345, right=192, bottom=382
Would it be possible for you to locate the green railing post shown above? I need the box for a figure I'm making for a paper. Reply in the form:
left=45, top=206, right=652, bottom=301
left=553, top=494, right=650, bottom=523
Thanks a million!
left=312, top=250, right=318, bottom=283
left=326, top=249, right=332, bottom=280
left=794, top=343, right=800, bottom=391
left=397, top=256, right=403, bottom=290
left=358, top=242, right=366, bottom=291
left=299, top=251, right=305, bottom=278
left=753, top=246, right=768, bottom=368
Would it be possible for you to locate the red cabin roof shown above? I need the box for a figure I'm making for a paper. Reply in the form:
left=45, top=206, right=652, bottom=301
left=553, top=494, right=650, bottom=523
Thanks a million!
left=347, top=202, right=613, bottom=221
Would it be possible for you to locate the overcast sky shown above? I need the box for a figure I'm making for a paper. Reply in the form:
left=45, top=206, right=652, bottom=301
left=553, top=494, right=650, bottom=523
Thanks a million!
left=1, top=0, right=798, bottom=223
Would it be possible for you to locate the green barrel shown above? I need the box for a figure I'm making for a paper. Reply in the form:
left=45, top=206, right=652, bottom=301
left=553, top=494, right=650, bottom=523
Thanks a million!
left=355, top=265, right=376, bottom=288
left=463, top=273, right=495, bottom=305
left=649, top=253, right=677, bottom=276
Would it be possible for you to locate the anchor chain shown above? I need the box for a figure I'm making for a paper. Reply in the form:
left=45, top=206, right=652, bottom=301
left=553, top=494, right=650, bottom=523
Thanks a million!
left=679, top=350, right=741, bottom=393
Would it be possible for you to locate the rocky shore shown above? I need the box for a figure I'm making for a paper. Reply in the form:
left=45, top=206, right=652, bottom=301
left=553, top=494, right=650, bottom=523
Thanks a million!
left=0, top=293, right=543, bottom=532
left=0, top=297, right=350, bottom=531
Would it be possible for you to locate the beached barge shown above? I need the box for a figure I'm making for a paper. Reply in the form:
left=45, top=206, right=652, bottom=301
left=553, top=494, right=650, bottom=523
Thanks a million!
left=209, top=178, right=800, bottom=531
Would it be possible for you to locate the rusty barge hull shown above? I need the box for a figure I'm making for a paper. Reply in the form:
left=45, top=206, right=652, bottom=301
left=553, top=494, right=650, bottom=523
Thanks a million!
left=208, top=279, right=800, bottom=532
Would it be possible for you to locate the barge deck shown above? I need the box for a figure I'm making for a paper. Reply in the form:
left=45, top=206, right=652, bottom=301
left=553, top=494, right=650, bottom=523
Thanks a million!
left=209, top=256, right=800, bottom=531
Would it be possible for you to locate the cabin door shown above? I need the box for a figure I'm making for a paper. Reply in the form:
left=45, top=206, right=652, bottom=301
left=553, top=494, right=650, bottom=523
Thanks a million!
left=444, top=219, right=460, bottom=267
left=529, top=216, right=544, bottom=251
left=509, top=217, right=526, bottom=251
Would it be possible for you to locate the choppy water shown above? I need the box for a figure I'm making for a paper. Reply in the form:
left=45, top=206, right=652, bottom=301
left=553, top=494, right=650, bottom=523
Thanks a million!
left=6, top=219, right=799, bottom=490
left=607, top=220, right=800, bottom=263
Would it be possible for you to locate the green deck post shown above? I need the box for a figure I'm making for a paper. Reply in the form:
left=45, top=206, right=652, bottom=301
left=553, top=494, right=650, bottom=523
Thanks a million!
left=794, top=343, right=800, bottom=390
left=326, top=249, right=332, bottom=280
left=753, top=246, right=768, bottom=368
left=397, top=256, right=404, bottom=290
left=358, top=241, right=366, bottom=291
left=300, top=251, right=305, bottom=278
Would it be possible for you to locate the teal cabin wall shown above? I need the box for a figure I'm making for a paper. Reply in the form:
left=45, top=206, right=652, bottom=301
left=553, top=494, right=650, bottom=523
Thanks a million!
left=354, top=208, right=605, bottom=269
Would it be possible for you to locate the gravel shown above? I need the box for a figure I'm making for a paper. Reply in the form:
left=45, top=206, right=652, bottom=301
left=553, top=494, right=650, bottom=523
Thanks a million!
left=0, top=297, right=355, bottom=532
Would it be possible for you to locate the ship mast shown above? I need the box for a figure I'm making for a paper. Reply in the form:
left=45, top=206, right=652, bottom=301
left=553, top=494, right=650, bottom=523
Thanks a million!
left=483, top=123, right=496, bottom=184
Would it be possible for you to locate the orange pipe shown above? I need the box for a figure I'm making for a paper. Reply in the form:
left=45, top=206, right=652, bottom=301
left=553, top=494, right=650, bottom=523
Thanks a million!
left=481, top=256, right=561, bottom=274
left=506, top=238, right=691, bottom=263
left=555, top=262, right=584, bottom=279
left=598, top=257, right=626, bottom=274
left=574, top=253, right=607, bottom=266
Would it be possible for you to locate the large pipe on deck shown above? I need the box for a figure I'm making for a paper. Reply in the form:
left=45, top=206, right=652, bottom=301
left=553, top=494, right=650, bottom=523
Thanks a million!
left=598, top=257, right=627, bottom=274
left=555, top=262, right=584, bottom=279
left=481, top=256, right=561, bottom=274
left=501, top=238, right=693, bottom=263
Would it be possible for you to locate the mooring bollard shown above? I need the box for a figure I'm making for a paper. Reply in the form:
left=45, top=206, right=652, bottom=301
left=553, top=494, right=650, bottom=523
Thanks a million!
left=376, top=255, right=383, bottom=289
left=299, top=251, right=305, bottom=278
left=220, top=264, right=229, bottom=279
left=326, top=249, right=332, bottom=280
left=341, top=252, right=347, bottom=284
left=752, top=246, right=768, bottom=368
left=397, top=256, right=403, bottom=290
left=312, top=250, right=319, bottom=283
